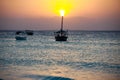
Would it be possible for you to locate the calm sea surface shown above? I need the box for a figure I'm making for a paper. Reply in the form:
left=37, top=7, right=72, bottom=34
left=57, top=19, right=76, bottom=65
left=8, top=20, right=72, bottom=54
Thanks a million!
left=0, top=30, right=120, bottom=80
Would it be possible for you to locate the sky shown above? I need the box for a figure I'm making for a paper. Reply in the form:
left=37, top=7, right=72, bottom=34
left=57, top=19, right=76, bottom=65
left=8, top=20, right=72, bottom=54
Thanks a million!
left=0, top=0, right=120, bottom=30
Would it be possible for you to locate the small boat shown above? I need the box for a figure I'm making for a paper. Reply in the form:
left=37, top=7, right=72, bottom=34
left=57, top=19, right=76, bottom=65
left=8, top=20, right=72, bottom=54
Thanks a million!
left=25, top=30, right=34, bottom=35
left=16, top=31, right=23, bottom=35
left=55, top=30, right=68, bottom=41
left=15, top=36, right=26, bottom=40
left=54, top=10, right=68, bottom=41
left=15, top=31, right=26, bottom=40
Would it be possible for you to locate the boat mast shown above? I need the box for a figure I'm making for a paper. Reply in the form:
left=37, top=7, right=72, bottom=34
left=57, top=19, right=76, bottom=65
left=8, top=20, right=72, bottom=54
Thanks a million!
left=61, top=16, right=64, bottom=31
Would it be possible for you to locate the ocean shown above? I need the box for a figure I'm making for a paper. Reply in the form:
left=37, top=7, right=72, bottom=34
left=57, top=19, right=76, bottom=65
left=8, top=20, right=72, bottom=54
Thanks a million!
left=0, top=30, right=120, bottom=80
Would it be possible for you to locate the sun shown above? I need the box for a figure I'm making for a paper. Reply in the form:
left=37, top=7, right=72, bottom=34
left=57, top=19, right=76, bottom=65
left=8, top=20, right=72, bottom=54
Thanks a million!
left=60, top=10, right=65, bottom=16
left=51, top=0, right=73, bottom=16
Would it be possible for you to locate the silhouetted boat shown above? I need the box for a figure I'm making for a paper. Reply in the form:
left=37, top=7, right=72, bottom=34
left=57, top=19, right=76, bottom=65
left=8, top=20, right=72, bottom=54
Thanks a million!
left=55, top=30, right=68, bottom=41
left=16, top=31, right=23, bottom=35
left=54, top=13, right=68, bottom=41
left=25, top=30, right=34, bottom=35
left=15, top=36, right=26, bottom=40
left=15, top=31, right=26, bottom=40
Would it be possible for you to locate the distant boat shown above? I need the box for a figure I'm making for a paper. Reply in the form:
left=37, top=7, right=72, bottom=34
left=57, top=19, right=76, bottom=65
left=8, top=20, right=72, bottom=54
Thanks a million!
left=25, top=30, right=34, bottom=35
left=16, top=31, right=23, bottom=35
left=15, top=36, right=26, bottom=40
left=54, top=10, right=68, bottom=41
left=15, top=31, right=26, bottom=40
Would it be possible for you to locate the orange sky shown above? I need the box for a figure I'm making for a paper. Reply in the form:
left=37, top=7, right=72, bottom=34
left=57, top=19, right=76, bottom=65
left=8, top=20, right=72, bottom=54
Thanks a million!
left=0, top=0, right=120, bottom=30
left=0, top=0, right=119, bottom=18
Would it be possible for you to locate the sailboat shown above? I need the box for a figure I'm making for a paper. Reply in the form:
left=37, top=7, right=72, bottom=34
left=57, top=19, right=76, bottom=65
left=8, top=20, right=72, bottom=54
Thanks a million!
left=15, top=31, right=26, bottom=40
left=54, top=10, right=68, bottom=41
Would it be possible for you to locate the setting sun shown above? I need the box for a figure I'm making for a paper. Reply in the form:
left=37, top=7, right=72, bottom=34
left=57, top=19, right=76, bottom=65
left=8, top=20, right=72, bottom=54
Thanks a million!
left=60, top=10, right=65, bottom=16
left=52, top=0, right=73, bottom=16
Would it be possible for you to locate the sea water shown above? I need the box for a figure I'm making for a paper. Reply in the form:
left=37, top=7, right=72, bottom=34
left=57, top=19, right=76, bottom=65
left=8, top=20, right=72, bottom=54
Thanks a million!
left=0, top=30, right=120, bottom=80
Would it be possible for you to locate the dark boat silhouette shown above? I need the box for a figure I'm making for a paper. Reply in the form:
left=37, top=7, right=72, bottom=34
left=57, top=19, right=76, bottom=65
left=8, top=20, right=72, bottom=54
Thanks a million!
left=25, top=30, right=34, bottom=35
left=15, top=31, right=26, bottom=40
left=54, top=11, right=68, bottom=41
left=16, top=31, right=23, bottom=35
left=55, top=30, right=68, bottom=41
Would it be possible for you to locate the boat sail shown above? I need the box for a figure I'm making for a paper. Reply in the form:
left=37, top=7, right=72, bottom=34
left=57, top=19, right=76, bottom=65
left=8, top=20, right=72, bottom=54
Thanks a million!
left=54, top=10, right=68, bottom=41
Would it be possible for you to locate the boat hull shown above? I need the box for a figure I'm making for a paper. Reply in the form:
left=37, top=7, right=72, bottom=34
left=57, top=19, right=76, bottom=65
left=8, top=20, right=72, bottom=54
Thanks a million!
left=15, top=36, right=26, bottom=40
left=55, top=36, right=68, bottom=41
left=26, top=32, right=33, bottom=35
left=25, top=30, right=34, bottom=35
